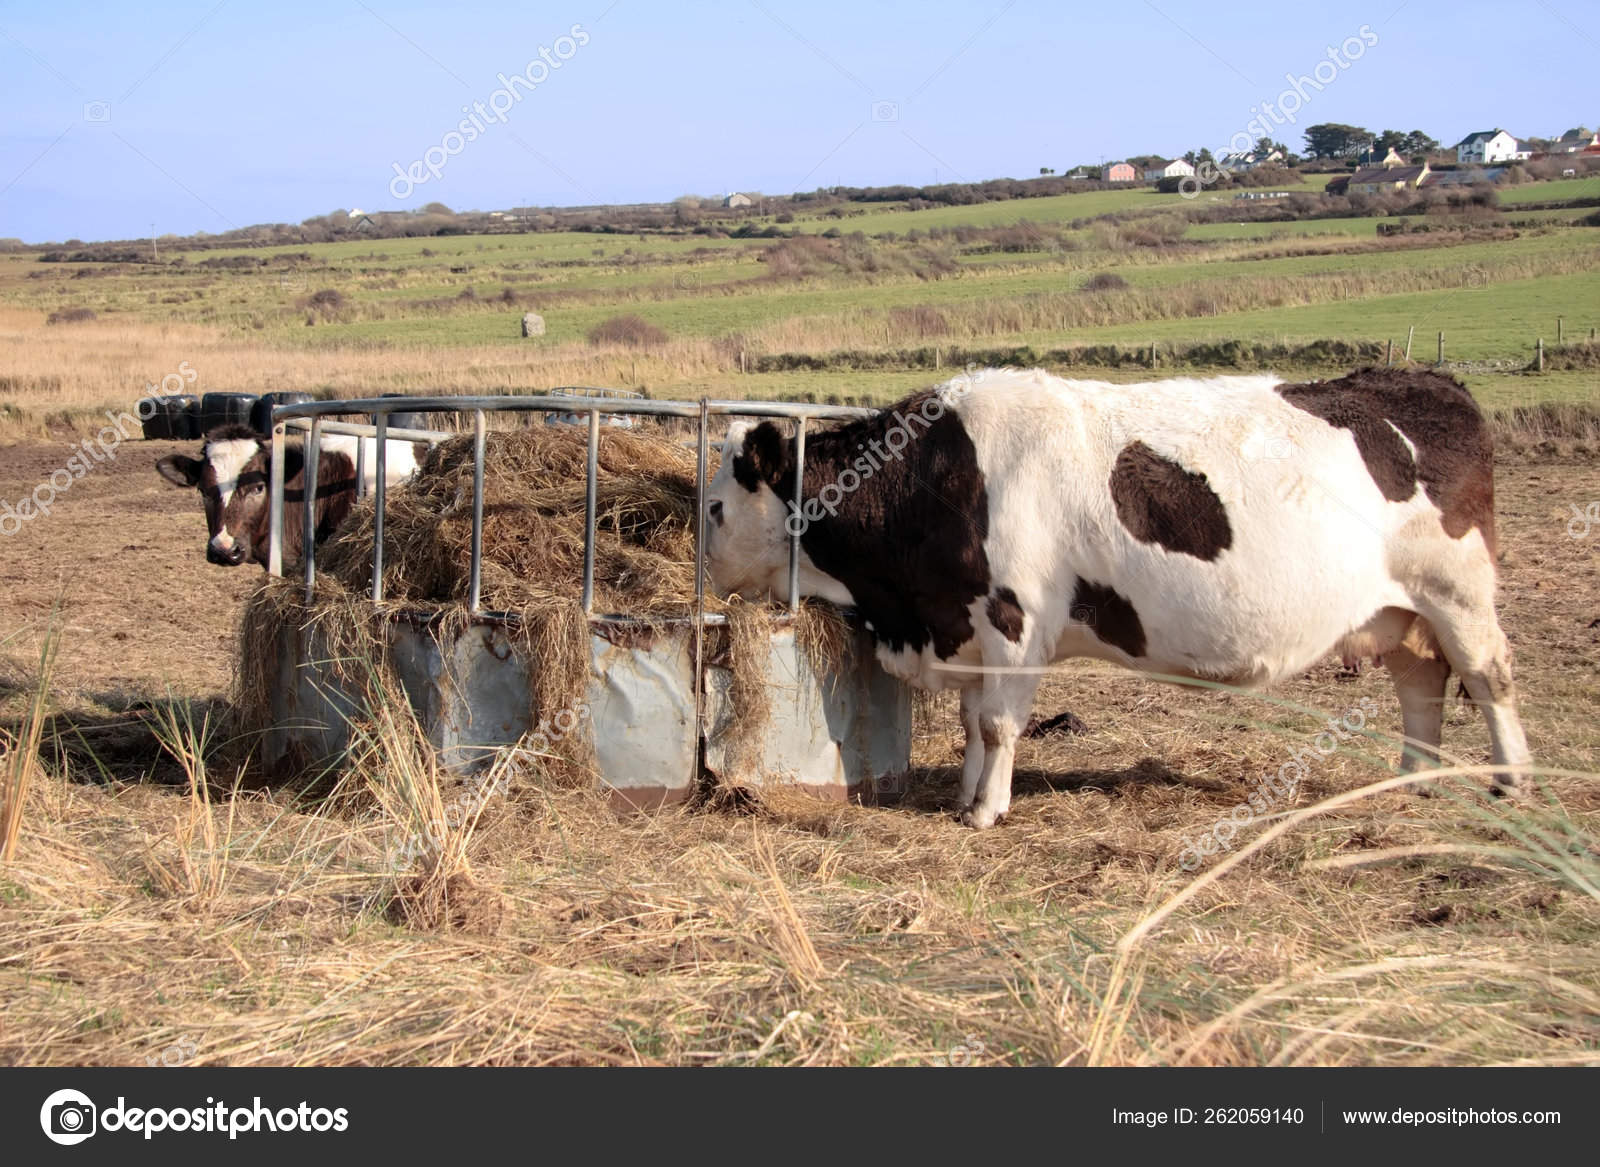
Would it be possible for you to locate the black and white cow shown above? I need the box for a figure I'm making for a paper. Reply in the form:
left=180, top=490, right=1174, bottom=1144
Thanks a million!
left=156, top=424, right=418, bottom=566
left=704, top=367, right=1530, bottom=828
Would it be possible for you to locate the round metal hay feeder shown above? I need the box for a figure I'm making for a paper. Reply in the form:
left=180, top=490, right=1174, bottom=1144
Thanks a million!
left=255, top=392, right=913, bottom=804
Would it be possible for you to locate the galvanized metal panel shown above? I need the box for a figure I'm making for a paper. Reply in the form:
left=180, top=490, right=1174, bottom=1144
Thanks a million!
left=261, top=614, right=911, bottom=806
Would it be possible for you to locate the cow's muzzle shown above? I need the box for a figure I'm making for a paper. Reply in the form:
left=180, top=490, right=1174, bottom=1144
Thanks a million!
left=207, top=543, right=247, bottom=567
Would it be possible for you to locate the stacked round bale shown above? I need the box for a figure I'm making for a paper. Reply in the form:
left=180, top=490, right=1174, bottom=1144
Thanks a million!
left=239, top=422, right=850, bottom=782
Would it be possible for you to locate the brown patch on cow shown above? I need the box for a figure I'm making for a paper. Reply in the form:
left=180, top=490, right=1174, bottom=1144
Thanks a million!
left=1071, top=578, right=1146, bottom=658
left=986, top=587, right=1024, bottom=642
left=1275, top=368, right=1496, bottom=552
left=732, top=390, right=991, bottom=659
left=1108, top=441, right=1232, bottom=561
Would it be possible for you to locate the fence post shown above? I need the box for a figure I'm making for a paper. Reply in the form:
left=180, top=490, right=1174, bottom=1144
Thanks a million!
left=1405, top=325, right=1415, bottom=362
left=739, top=349, right=747, bottom=374
left=1436, top=331, right=1444, bottom=366
left=1385, top=338, right=1393, bottom=367
left=1557, top=315, right=1563, bottom=345
left=934, top=346, right=940, bottom=370
left=1537, top=337, right=1544, bottom=372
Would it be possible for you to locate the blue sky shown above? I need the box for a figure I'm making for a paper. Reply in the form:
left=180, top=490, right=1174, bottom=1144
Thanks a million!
left=1, top=1, right=1593, bottom=243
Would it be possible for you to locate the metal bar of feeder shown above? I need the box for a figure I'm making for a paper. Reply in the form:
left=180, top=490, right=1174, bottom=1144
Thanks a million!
left=278, top=416, right=451, bottom=443
left=272, top=394, right=876, bottom=425
left=355, top=433, right=367, bottom=500
left=267, top=422, right=286, bottom=577
left=302, top=417, right=322, bottom=601
left=468, top=409, right=486, bottom=614
left=789, top=416, right=806, bottom=613
left=693, top=398, right=709, bottom=762
left=372, top=413, right=388, bottom=605
left=581, top=407, right=600, bottom=614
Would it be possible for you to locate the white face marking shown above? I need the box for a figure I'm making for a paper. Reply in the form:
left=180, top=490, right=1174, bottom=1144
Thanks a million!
left=209, top=530, right=237, bottom=553
left=203, top=438, right=259, bottom=509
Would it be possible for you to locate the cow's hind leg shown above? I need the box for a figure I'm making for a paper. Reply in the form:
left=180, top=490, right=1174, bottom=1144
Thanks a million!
left=1383, top=641, right=1450, bottom=787
left=1413, top=582, right=1532, bottom=796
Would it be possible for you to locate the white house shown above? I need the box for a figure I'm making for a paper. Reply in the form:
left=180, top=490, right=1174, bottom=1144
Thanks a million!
left=1143, top=159, right=1195, bottom=181
left=723, top=192, right=753, bottom=208
left=1455, top=130, right=1532, bottom=165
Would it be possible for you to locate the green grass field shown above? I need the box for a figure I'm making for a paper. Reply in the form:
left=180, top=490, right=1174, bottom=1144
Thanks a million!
left=1, top=168, right=1594, bottom=432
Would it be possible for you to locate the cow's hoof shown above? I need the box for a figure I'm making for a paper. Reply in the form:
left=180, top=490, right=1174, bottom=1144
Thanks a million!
left=1490, top=777, right=1530, bottom=802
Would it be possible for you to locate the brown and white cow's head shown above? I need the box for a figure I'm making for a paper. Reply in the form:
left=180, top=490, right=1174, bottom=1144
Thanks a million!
left=155, top=424, right=268, bottom=566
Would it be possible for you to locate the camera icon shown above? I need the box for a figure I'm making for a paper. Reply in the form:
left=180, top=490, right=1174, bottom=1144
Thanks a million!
left=871, top=100, right=899, bottom=122
left=946, top=1034, right=986, bottom=1066
left=1244, top=430, right=1294, bottom=461
left=40, top=1089, right=97, bottom=1145
left=870, top=771, right=906, bottom=800
left=83, top=101, right=112, bottom=123
left=1070, top=604, right=1096, bottom=626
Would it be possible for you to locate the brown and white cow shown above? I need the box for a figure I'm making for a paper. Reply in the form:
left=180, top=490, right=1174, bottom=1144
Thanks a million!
left=704, top=367, right=1531, bottom=827
left=156, top=424, right=414, bottom=566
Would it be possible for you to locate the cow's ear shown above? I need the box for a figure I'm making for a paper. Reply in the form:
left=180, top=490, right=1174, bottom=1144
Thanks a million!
left=156, top=454, right=202, bottom=488
left=731, top=421, right=786, bottom=492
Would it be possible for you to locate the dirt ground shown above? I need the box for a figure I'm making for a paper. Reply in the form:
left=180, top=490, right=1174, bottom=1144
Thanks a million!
left=0, top=436, right=247, bottom=703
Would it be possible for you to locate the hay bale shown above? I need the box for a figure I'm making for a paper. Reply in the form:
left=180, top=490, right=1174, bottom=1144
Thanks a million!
left=321, top=426, right=703, bottom=616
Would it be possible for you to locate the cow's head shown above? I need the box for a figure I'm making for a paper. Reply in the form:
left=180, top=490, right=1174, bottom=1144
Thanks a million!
left=155, top=424, right=267, bottom=566
left=704, top=420, right=795, bottom=599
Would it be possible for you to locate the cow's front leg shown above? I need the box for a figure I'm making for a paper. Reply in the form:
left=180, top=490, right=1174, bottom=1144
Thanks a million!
left=960, top=675, right=1040, bottom=829
left=956, top=686, right=984, bottom=814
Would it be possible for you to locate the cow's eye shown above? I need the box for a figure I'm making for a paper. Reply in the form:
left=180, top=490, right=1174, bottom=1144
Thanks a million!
left=708, top=499, right=724, bottom=522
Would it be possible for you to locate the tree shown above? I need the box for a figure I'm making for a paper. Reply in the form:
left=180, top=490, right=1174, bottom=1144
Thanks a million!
left=421, top=202, right=454, bottom=215
left=1303, top=123, right=1373, bottom=159
left=1254, top=136, right=1287, bottom=157
left=1373, top=129, right=1406, bottom=154
left=1399, top=130, right=1439, bottom=159
left=1039, top=167, right=1055, bottom=175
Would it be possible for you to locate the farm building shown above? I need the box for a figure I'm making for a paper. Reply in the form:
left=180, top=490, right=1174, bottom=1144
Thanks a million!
left=1356, top=145, right=1406, bottom=168
left=1552, top=127, right=1598, bottom=153
left=1143, top=159, right=1194, bottom=181
left=1455, top=129, right=1532, bottom=164
left=1105, top=161, right=1136, bottom=182
left=1347, top=162, right=1430, bottom=194
left=722, top=192, right=753, bottom=208
left=1419, top=166, right=1503, bottom=188
left=1219, top=147, right=1285, bottom=171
